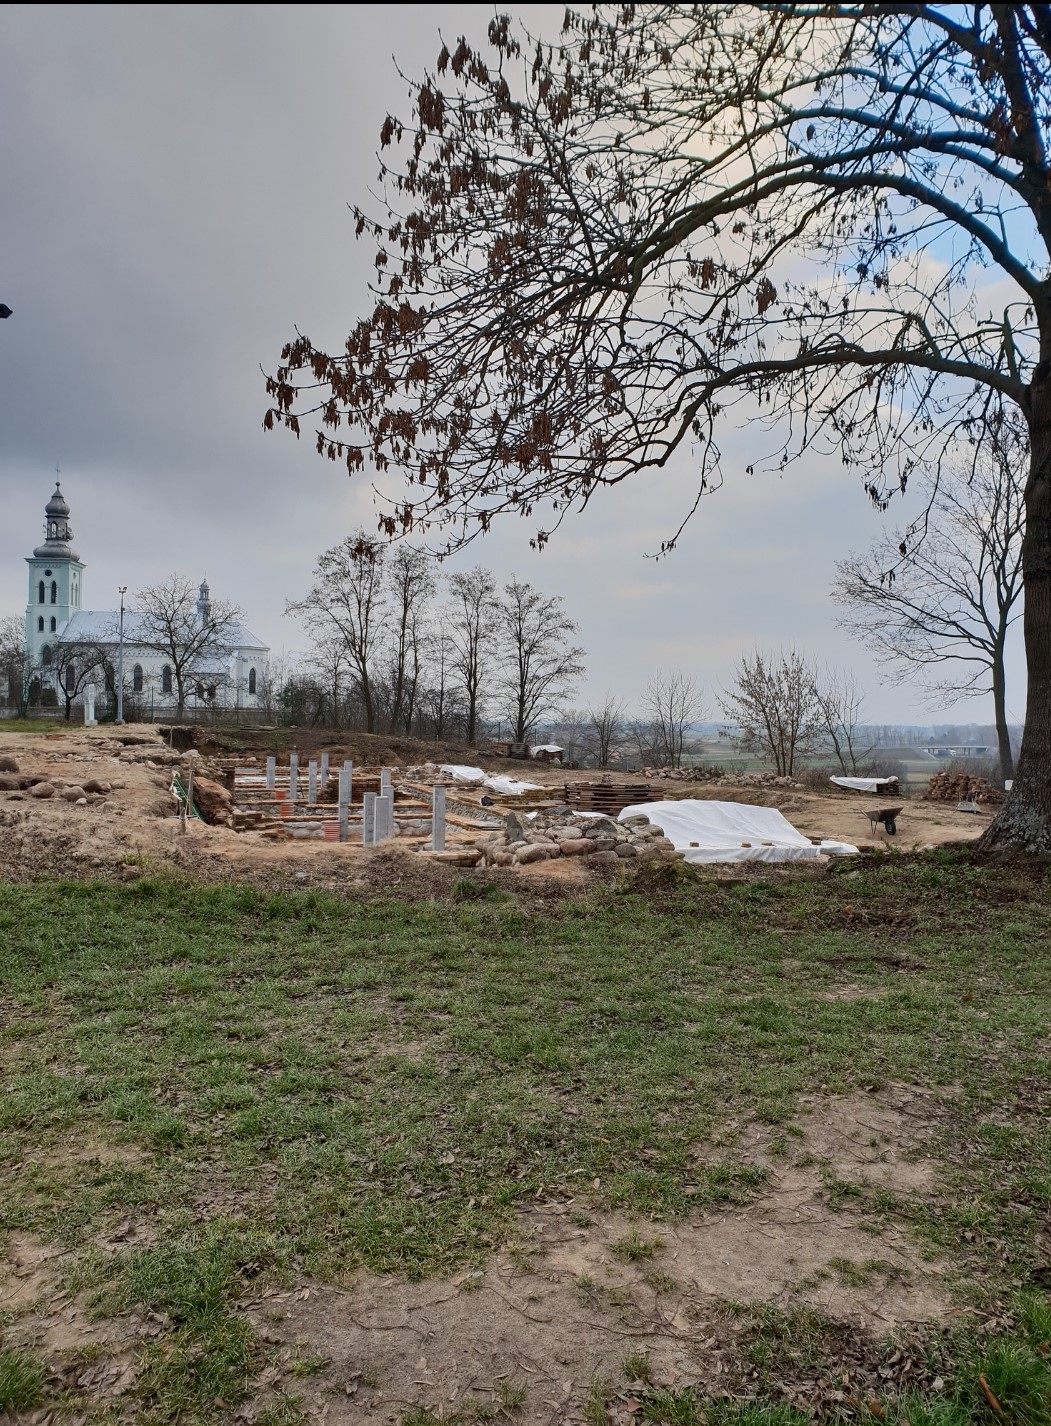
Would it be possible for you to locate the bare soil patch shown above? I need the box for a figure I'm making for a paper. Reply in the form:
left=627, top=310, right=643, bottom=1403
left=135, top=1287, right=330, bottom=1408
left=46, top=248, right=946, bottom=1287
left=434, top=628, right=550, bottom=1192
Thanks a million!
left=241, top=1085, right=953, bottom=1423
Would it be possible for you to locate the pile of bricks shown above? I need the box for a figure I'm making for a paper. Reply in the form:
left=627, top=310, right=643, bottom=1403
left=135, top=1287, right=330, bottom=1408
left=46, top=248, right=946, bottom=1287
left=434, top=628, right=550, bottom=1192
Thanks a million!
left=924, top=772, right=1003, bottom=804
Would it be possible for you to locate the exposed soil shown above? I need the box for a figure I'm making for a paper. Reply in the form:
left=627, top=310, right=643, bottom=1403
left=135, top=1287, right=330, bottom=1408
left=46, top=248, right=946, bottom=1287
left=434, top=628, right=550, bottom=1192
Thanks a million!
left=0, top=726, right=987, bottom=897
left=238, top=1086, right=955, bottom=1424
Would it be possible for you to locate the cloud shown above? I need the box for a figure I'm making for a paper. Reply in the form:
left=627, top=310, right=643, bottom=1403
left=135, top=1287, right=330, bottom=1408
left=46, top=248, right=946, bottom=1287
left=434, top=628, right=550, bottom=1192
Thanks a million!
left=0, top=4, right=1024, bottom=726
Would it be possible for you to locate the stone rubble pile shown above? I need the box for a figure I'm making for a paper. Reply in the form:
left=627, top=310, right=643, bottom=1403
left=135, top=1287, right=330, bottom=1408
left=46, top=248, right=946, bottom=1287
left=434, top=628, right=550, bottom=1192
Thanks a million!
left=646, top=766, right=801, bottom=789
left=2, top=774, right=113, bottom=806
left=431, top=807, right=684, bottom=869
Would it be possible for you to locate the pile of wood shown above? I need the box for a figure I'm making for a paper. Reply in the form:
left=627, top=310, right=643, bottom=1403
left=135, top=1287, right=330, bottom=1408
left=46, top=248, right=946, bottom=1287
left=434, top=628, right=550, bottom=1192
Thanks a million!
left=924, top=772, right=1004, bottom=805
left=564, top=782, right=659, bottom=816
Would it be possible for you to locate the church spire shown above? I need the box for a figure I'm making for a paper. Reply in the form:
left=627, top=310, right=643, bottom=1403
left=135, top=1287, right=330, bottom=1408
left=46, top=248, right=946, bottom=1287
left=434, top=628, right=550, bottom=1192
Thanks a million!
left=33, top=480, right=78, bottom=559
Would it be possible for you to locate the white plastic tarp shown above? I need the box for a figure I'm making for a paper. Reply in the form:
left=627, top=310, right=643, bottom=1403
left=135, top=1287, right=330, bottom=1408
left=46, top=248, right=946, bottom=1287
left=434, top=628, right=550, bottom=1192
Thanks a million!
left=618, top=798, right=858, bottom=863
left=439, top=764, right=543, bottom=797
left=829, top=776, right=899, bottom=793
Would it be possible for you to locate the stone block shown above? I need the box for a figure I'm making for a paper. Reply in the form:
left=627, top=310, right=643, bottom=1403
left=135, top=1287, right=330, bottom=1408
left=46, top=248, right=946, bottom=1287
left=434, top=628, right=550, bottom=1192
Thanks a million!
left=635, top=844, right=662, bottom=862
left=28, top=782, right=55, bottom=799
left=515, top=843, right=552, bottom=864
left=586, top=850, right=620, bottom=868
left=615, top=842, right=639, bottom=859
left=560, top=838, right=595, bottom=856
left=590, top=837, right=617, bottom=852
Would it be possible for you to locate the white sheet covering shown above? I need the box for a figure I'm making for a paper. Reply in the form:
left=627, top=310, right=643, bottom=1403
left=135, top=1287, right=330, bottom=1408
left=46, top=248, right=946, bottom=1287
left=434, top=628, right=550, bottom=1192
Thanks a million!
left=618, top=798, right=858, bottom=863
left=439, top=764, right=543, bottom=796
left=829, top=775, right=899, bottom=793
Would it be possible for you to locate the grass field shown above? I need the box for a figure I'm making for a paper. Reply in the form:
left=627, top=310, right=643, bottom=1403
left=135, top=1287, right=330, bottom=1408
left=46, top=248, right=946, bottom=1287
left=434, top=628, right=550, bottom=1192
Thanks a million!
left=1, top=859, right=1050, bottom=1422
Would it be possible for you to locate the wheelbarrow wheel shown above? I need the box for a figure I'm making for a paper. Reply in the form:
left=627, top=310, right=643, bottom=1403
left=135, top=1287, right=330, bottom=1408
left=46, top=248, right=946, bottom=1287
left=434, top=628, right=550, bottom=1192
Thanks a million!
left=884, top=817, right=897, bottom=835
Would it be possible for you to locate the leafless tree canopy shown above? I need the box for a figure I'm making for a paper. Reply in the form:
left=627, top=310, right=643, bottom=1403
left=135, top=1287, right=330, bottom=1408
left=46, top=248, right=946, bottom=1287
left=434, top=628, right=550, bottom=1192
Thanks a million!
left=263, top=3, right=1051, bottom=849
left=446, top=567, right=500, bottom=743
left=49, top=640, right=108, bottom=722
left=721, top=648, right=821, bottom=778
left=135, top=576, right=243, bottom=718
left=641, top=669, right=703, bottom=768
left=0, top=616, right=31, bottom=716
left=268, top=5, right=1036, bottom=546
left=815, top=667, right=873, bottom=776
left=834, top=419, right=1025, bottom=779
left=587, top=692, right=626, bottom=768
left=497, top=578, right=586, bottom=742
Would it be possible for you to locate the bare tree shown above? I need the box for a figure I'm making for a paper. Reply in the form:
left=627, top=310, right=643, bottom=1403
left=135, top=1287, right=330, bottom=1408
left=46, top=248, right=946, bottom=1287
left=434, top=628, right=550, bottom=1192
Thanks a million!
left=721, top=650, right=821, bottom=778
left=447, top=567, right=499, bottom=743
left=134, top=577, right=242, bottom=718
left=549, top=708, right=590, bottom=765
left=266, top=5, right=1051, bottom=851
left=0, top=616, right=31, bottom=716
left=287, top=534, right=385, bottom=733
left=587, top=693, right=626, bottom=769
left=384, top=546, right=436, bottom=734
left=420, top=618, right=460, bottom=741
left=50, top=641, right=108, bottom=722
left=834, top=431, right=1025, bottom=782
left=497, top=578, right=586, bottom=743
left=816, top=669, right=874, bottom=776
left=642, top=670, right=703, bottom=769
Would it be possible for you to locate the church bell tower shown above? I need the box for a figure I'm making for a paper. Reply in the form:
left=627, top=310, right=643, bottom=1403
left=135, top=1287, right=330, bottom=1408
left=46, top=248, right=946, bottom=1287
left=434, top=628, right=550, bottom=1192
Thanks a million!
left=25, top=481, right=85, bottom=671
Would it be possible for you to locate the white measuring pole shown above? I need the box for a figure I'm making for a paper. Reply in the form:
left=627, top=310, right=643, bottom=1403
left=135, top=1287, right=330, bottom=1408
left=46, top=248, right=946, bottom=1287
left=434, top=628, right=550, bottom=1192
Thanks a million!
left=431, top=784, right=446, bottom=851
left=338, top=766, right=350, bottom=842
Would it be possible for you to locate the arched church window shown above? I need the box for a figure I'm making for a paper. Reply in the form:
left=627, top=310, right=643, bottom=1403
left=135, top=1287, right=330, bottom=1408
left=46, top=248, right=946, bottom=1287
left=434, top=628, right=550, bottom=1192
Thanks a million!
left=49, top=522, right=56, bottom=538
left=41, top=645, right=52, bottom=667
left=50, top=617, right=57, bottom=633
left=65, top=664, right=75, bottom=693
left=248, top=667, right=257, bottom=695
left=38, top=580, right=45, bottom=604
left=133, top=664, right=144, bottom=693
left=161, top=666, right=172, bottom=694
left=37, top=617, right=44, bottom=632
left=50, top=581, right=57, bottom=604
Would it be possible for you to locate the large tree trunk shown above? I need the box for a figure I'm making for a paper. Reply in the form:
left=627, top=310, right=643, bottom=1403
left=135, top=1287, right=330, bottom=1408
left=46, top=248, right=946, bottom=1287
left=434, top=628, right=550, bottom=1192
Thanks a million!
left=976, top=391, right=1051, bottom=853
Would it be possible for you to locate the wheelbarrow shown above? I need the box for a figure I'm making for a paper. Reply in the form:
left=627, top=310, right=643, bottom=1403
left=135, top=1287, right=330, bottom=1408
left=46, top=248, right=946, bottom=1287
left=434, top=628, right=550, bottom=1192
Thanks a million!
left=866, top=804, right=902, bottom=836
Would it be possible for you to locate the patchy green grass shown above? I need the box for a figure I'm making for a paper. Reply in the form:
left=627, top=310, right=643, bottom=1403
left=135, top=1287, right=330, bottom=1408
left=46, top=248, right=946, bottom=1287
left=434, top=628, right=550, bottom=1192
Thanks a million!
left=0, top=859, right=1049, bottom=1421
left=0, top=1347, right=46, bottom=1411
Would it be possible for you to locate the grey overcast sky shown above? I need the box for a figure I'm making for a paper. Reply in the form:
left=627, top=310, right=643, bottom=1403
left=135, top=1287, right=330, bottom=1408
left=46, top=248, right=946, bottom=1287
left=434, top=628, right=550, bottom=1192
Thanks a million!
left=0, top=3, right=1026, bottom=726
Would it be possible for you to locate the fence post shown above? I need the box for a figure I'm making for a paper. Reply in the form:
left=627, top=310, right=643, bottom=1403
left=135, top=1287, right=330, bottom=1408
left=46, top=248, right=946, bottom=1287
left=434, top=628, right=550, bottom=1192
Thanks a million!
left=376, top=792, right=393, bottom=843
left=431, top=784, right=446, bottom=852
left=321, top=751, right=330, bottom=786
left=266, top=755, right=276, bottom=791
left=289, top=752, right=299, bottom=803
left=308, top=759, right=317, bottom=805
left=363, top=791, right=376, bottom=846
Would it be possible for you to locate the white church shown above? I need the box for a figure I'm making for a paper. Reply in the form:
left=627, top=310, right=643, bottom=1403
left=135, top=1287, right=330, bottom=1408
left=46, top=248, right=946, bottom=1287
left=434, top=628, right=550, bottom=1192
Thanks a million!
left=24, top=482, right=270, bottom=716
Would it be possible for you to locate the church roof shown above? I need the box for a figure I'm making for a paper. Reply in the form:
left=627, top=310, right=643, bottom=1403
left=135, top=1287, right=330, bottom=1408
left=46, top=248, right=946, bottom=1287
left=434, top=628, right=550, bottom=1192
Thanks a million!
left=57, top=610, right=269, bottom=654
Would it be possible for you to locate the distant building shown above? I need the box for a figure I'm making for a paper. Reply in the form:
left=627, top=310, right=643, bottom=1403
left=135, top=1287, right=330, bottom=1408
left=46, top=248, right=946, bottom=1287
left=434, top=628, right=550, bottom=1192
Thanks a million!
left=923, top=745, right=991, bottom=759
left=23, top=481, right=269, bottom=714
